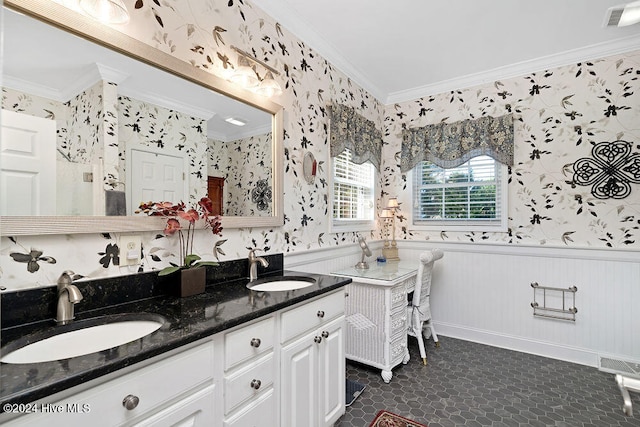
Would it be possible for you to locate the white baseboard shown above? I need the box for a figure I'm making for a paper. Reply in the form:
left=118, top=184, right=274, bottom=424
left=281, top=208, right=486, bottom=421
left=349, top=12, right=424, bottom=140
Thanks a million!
left=434, top=322, right=599, bottom=367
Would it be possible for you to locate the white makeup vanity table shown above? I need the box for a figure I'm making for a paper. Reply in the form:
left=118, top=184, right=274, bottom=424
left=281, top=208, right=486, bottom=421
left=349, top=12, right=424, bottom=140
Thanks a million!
left=332, top=261, right=418, bottom=383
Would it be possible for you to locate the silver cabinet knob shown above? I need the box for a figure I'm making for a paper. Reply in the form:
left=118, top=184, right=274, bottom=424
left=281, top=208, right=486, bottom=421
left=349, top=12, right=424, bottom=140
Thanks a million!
left=317, top=310, right=325, bottom=318
left=122, top=394, right=139, bottom=410
left=314, top=336, right=322, bottom=343
left=250, top=379, right=262, bottom=390
left=321, top=330, right=330, bottom=338
left=250, top=338, right=261, bottom=348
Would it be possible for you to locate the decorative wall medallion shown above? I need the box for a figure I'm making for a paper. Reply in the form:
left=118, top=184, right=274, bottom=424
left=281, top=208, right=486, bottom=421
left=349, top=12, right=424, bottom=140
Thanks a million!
left=251, top=179, right=272, bottom=211
left=573, top=141, right=640, bottom=199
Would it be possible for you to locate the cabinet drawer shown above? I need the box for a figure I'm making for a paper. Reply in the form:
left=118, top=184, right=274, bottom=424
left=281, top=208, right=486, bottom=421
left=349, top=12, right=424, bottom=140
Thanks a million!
left=224, top=316, right=275, bottom=370
left=224, top=354, right=275, bottom=414
left=4, top=341, right=215, bottom=427
left=391, top=279, right=411, bottom=310
left=390, top=305, right=408, bottom=338
left=130, top=385, right=215, bottom=427
left=390, top=334, right=407, bottom=365
left=281, top=289, right=344, bottom=343
left=223, top=388, right=276, bottom=427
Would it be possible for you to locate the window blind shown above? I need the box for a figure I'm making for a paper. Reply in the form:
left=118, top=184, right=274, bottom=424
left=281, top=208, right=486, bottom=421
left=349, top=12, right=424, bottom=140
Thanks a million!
left=413, top=155, right=504, bottom=226
left=333, top=149, right=374, bottom=222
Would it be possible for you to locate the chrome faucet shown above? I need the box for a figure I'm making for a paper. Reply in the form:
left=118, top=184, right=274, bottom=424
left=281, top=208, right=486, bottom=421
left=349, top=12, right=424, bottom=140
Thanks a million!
left=248, top=249, right=269, bottom=282
left=56, top=270, right=83, bottom=325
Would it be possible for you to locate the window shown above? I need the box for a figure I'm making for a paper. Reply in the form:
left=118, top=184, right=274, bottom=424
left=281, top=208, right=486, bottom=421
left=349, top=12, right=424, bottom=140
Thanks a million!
left=412, top=155, right=507, bottom=231
left=331, top=149, right=375, bottom=231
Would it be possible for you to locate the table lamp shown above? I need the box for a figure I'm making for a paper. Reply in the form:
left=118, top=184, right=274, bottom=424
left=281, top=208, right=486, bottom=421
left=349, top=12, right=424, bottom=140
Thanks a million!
left=381, top=197, right=400, bottom=261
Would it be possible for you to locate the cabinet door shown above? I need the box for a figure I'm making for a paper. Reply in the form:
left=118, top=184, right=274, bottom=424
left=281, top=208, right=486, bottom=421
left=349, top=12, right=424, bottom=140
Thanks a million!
left=319, top=317, right=345, bottom=427
left=281, top=333, right=318, bottom=427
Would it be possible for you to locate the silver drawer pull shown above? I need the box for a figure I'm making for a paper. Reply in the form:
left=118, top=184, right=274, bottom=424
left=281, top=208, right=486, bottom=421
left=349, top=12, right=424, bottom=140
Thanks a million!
left=250, top=338, right=261, bottom=348
left=122, top=394, right=139, bottom=410
left=250, top=379, right=262, bottom=390
left=321, top=330, right=330, bottom=338
left=314, top=336, right=322, bottom=343
left=317, top=310, right=325, bottom=318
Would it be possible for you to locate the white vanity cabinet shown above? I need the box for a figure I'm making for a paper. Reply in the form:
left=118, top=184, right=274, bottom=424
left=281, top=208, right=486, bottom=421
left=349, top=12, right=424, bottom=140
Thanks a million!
left=1, top=287, right=348, bottom=427
left=280, top=289, right=345, bottom=427
left=2, top=340, right=216, bottom=427
left=220, top=315, right=277, bottom=427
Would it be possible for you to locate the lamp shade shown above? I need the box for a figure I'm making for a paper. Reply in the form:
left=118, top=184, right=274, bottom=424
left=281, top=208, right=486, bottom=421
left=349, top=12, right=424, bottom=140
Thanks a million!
left=230, top=55, right=259, bottom=88
left=387, top=197, right=399, bottom=209
left=79, top=0, right=130, bottom=24
left=380, top=208, right=393, bottom=218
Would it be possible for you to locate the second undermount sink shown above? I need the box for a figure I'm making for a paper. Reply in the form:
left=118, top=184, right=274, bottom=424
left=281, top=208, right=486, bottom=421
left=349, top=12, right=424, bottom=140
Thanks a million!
left=0, top=314, right=165, bottom=365
left=246, top=276, right=316, bottom=292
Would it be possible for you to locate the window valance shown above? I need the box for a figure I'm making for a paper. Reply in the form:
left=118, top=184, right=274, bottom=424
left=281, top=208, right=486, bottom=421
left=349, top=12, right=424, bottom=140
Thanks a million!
left=329, top=103, right=382, bottom=170
left=400, top=114, right=514, bottom=172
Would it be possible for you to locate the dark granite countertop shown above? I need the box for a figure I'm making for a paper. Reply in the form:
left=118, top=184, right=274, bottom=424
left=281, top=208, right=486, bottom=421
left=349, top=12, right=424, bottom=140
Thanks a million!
left=0, top=260, right=350, bottom=410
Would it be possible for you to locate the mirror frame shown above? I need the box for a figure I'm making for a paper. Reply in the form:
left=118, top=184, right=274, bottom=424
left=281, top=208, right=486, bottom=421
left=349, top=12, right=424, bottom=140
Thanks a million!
left=1, top=0, right=284, bottom=236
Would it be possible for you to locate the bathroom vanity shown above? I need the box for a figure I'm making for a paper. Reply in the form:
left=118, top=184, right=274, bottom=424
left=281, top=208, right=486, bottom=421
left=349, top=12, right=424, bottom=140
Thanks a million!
left=0, top=256, right=350, bottom=427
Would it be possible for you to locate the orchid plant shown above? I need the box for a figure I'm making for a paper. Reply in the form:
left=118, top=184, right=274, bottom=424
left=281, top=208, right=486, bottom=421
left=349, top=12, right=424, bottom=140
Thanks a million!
left=137, top=197, right=225, bottom=276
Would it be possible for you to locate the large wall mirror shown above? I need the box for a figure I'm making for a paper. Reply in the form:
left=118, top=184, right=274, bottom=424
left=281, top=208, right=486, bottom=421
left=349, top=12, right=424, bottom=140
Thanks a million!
left=1, top=0, right=284, bottom=236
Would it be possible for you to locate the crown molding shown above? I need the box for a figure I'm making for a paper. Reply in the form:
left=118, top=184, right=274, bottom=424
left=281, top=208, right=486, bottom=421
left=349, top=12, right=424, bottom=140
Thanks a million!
left=251, top=1, right=640, bottom=105
left=385, top=34, right=640, bottom=104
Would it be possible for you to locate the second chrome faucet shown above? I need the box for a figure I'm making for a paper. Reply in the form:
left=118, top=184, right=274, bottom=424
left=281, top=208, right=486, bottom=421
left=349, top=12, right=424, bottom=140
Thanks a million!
left=248, top=249, right=269, bottom=282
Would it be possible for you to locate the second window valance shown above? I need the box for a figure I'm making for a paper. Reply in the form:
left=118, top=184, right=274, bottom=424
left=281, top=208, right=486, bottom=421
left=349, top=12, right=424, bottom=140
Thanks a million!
left=329, top=103, right=382, bottom=170
left=400, top=114, right=514, bottom=172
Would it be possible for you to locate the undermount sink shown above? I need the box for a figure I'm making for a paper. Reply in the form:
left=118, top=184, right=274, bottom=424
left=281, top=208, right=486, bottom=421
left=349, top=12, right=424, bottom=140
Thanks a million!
left=246, top=276, right=316, bottom=292
left=0, top=313, right=165, bottom=364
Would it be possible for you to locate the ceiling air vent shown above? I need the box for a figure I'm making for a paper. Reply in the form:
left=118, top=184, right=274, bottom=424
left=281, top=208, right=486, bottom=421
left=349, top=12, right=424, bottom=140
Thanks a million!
left=604, top=1, right=640, bottom=27
left=605, top=7, right=625, bottom=26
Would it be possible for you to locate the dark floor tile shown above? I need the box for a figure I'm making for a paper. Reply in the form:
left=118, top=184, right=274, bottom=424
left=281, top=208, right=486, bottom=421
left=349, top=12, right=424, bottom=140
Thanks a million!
left=336, top=336, right=640, bottom=426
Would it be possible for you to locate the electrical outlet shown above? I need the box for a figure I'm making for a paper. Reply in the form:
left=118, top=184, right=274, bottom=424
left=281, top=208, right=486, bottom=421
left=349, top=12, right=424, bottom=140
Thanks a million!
left=119, top=235, right=142, bottom=266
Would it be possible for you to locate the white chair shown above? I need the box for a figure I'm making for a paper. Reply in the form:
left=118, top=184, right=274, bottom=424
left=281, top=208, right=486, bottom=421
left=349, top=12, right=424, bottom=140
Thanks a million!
left=405, top=249, right=444, bottom=365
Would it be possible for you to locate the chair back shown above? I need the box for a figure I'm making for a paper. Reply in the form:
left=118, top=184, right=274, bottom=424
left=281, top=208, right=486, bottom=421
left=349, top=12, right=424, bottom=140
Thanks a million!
left=411, top=249, right=444, bottom=321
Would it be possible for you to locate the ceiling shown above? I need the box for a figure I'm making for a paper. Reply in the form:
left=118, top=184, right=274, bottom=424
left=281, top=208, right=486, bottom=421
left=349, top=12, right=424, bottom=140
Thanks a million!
left=252, top=0, right=640, bottom=104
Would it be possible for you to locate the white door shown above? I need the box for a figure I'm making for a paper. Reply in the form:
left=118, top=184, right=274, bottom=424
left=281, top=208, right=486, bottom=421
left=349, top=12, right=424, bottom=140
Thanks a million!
left=1, top=109, right=56, bottom=215
left=129, top=149, right=186, bottom=212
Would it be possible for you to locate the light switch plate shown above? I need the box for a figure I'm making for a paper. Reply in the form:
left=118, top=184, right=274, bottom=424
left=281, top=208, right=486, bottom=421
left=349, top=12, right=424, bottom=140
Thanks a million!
left=119, top=235, right=142, bottom=266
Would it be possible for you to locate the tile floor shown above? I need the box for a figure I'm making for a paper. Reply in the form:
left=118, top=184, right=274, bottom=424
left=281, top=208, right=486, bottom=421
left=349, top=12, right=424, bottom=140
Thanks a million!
left=336, top=336, right=640, bottom=427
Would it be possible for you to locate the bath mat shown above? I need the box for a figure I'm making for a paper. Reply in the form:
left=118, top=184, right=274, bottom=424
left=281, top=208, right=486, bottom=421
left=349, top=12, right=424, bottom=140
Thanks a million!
left=369, top=410, right=428, bottom=427
left=346, top=378, right=366, bottom=406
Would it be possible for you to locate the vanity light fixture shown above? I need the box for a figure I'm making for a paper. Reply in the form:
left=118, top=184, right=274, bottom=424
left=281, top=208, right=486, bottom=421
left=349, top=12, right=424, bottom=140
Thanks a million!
left=230, top=54, right=260, bottom=88
left=604, top=1, right=640, bottom=27
left=230, top=46, right=282, bottom=97
left=381, top=197, right=400, bottom=261
left=79, top=0, right=130, bottom=24
left=255, top=71, right=283, bottom=97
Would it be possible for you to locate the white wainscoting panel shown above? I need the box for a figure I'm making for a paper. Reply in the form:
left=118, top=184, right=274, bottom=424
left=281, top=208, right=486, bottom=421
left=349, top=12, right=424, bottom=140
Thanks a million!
left=285, top=241, right=640, bottom=367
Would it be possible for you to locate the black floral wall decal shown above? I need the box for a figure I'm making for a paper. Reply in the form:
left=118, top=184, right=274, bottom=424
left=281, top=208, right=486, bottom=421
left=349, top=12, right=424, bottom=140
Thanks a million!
left=251, top=179, right=272, bottom=211
left=10, top=250, right=57, bottom=273
left=573, top=140, right=640, bottom=199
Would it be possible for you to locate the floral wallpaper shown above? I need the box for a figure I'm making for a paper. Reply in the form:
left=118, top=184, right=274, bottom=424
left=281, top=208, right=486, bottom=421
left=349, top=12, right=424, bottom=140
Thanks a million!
left=207, top=132, right=272, bottom=216
left=1, top=0, right=638, bottom=291
left=118, top=95, right=208, bottom=203
left=384, top=50, right=640, bottom=248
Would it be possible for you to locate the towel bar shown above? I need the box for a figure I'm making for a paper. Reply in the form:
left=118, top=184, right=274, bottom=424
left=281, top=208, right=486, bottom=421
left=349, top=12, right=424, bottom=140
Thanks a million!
left=530, top=282, right=578, bottom=321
